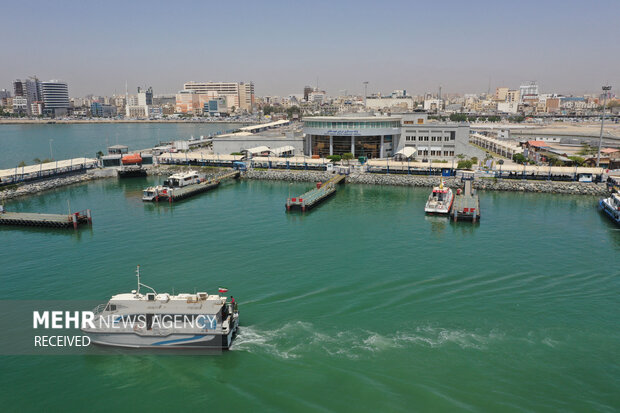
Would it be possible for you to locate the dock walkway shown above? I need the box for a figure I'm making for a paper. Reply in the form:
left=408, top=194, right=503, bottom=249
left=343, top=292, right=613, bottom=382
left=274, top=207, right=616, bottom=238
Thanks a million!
left=0, top=209, right=92, bottom=229
left=451, top=178, right=480, bottom=222
left=286, top=174, right=345, bottom=211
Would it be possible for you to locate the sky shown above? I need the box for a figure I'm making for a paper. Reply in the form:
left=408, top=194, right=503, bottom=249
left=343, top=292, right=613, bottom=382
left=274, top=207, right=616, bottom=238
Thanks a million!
left=1, top=0, right=618, bottom=98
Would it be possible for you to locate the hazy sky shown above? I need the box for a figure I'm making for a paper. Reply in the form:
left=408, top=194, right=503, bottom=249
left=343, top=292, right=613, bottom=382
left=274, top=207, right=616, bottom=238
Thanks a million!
left=2, top=0, right=618, bottom=97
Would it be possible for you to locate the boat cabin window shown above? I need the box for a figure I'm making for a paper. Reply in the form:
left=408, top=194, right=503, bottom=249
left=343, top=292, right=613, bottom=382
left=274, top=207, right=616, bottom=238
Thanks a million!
left=105, top=303, right=117, bottom=311
left=147, top=293, right=155, bottom=301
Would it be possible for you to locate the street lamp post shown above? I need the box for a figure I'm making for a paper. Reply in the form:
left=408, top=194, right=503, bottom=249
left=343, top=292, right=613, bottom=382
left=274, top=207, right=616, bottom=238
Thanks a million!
left=596, top=85, right=612, bottom=167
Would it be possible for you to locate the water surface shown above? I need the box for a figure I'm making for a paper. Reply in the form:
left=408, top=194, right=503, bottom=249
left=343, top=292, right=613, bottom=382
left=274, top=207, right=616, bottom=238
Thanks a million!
left=0, top=178, right=618, bottom=411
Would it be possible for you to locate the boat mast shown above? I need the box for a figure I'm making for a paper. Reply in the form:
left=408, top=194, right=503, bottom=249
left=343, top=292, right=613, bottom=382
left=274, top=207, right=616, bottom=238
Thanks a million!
left=135, top=265, right=157, bottom=296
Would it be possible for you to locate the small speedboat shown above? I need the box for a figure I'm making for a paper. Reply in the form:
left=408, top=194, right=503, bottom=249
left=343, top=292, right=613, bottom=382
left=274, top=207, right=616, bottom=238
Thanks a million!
left=425, top=178, right=454, bottom=215
left=142, top=185, right=164, bottom=202
left=81, top=266, right=239, bottom=349
left=599, top=192, right=620, bottom=226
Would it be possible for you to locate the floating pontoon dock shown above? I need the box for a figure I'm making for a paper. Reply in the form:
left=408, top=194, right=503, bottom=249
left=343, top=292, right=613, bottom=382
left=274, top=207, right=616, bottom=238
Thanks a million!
left=0, top=209, right=92, bottom=229
left=451, top=177, right=480, bottom=222
left=286, top=174, right=345, bottom=212
left=158, top=170, right=240, bottom=202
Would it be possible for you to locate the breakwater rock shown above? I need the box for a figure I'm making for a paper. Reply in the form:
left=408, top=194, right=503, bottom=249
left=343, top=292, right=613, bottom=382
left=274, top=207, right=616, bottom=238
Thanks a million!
left=0, top=172, right=101, bottom=201
left=243, top=169, right=609, bottom=196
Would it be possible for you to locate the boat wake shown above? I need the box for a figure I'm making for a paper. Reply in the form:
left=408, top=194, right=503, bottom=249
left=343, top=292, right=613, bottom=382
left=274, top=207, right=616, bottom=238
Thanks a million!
left=231, top=322, right=504, bottom=359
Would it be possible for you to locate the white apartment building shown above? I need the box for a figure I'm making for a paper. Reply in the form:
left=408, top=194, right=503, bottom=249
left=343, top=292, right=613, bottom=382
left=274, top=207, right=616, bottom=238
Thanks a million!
left=519, top=81, right=539, bottom=103
left=182, top=81, right=254, bottom=111
left=41, top=80, right=70, bottom=116
left=366, top=97, right=416, bottom=110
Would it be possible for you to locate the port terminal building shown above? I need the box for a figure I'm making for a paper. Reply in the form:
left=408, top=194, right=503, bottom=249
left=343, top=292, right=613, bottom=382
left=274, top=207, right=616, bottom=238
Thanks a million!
left=302, top=113, right=478, bottom=160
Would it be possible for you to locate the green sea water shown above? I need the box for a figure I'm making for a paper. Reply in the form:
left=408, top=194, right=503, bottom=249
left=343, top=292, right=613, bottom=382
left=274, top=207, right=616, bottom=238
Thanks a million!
left=0, top=176, right=618, bottom=411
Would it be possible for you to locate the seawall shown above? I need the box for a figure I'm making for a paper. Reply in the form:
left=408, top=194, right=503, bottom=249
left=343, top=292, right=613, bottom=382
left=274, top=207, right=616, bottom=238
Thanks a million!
left=0, top=171, right=104, bottom=201
left=243, top=170, right=609, bottom=196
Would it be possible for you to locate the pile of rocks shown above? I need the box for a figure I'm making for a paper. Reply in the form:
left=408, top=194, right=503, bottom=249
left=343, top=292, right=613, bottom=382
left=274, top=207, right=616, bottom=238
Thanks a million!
left=244, top=169, right=334, bottom=183
left=0, top=172, right=100, bottom=201
left=242, top=169, right=609, bottom=196
left=473, top=179, right=608, bottom=196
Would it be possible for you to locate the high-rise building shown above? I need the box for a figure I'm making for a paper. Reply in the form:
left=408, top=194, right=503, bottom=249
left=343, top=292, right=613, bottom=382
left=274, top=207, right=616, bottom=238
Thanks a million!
left=137, top=87, right=153, bottom=106
left=125, top=86, right=152, bottom=118
left=13, top=77, right=42, bottom=115
left=303, top=86, right=313, bottom=102
left=182, top=81, right=254, bottom=111
left=41, top=80, right=70, bottom=116
left=519, top=81, right=539, bottom=103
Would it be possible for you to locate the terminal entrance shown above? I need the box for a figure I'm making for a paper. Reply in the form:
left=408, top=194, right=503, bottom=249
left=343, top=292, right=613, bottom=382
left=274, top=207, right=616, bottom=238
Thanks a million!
left=354, top=136, right=381, bottom=159
left=311, top=135, right=383, bottom=158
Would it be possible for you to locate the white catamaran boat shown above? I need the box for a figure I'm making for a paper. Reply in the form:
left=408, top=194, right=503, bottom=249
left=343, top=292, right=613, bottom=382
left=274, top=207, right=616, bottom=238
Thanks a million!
left=82, top=266, right=239, bottom=349
left=424, top=179, right=454, bottom=215
left=599, top=192, right=620, bottom=226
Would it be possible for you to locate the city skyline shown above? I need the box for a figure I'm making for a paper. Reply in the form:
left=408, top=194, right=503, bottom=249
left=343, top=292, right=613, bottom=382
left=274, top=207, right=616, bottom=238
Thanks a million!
left=1, top=0, right=619, bottom=97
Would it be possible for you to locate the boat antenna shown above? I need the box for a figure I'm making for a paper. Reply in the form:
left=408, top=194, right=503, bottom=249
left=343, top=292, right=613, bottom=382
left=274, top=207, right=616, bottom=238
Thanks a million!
left=135, top=265, right=157, bottom=296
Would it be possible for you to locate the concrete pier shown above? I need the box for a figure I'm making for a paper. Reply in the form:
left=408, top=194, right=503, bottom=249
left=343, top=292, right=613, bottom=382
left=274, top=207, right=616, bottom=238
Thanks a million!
left=286, top=174, right=345, bottom=212
left=0, top=209, right=92, bottom=229
left=451, top=177, right=480, bottom=222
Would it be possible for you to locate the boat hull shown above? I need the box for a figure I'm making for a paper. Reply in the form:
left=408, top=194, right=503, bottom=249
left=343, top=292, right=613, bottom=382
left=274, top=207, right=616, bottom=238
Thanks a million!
left=425, top=194, right=454, bottom=215
left=85, top=318, right=239, bottom=350
left=599, top=199, right=620, bottom=226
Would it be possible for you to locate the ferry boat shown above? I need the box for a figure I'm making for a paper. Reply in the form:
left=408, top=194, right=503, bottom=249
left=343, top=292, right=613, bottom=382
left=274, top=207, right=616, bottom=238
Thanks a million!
left=424, top=178, right=454, bottom=215
left=599, top=192, right=620, bottom=226
left=142, top=185, right=164, bottom=201
left=142, top=171, right=217, bottom=202
left=81, top=266, right=239, bottom=349
left=162, top=171, right=201, bottom=188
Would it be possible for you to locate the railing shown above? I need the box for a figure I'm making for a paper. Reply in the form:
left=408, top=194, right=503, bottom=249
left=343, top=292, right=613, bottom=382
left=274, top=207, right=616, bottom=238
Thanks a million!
left=0, top=162, right=99, bottom=186
left=92, top=303, right=107, bottom=315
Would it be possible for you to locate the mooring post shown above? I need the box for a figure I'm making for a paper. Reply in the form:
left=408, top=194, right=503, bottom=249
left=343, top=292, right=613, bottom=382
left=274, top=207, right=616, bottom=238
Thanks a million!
left=86, top=209, right=92, bottom=224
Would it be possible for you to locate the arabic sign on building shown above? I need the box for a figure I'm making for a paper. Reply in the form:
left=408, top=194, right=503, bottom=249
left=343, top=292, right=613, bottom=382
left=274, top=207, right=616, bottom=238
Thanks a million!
left=326, top=130, right=360, bottom=136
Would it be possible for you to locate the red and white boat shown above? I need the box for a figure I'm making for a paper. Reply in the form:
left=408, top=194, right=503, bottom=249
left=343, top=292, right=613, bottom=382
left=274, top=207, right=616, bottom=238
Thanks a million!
left=424, top=178, right=454, bottom=215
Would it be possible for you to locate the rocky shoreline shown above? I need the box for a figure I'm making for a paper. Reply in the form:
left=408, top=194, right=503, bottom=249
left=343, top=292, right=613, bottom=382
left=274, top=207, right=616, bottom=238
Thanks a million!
left=244, top=169, right=609, bottom=196
left=0, top=167, right=609, bottom=201
left=0, top=172, right=102, bottom=201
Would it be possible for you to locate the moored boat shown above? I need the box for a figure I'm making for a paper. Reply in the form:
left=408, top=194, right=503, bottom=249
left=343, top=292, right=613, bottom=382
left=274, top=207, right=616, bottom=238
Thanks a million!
left=425, top=178, right=454, bottom=215
left=142, top=171, right=218, bottom=202
left=81, top=266, right=239, bottom=349
left=599, top=192, right=620, bottom=226
left=142, top=185, right=164, bottom=201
